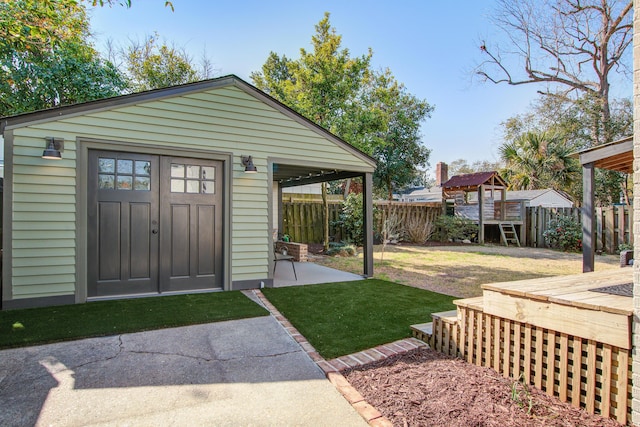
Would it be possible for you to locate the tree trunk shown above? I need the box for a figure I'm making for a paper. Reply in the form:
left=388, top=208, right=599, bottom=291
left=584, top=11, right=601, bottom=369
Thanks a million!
left=343, top=178, right=351, bottom=200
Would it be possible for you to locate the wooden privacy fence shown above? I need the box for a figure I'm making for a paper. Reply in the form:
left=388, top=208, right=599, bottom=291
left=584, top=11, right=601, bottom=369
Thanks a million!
left=526, top=206, right=633, bottom=254
left=282, top=198, right=632, bottom=254
left=281, top=200, right=344, bottom=243
left=281, top=200, right=442, bottom=243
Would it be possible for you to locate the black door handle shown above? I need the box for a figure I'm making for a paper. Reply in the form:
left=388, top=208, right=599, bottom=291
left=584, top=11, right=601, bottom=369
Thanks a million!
left=151, top=229, right=158, bottom=234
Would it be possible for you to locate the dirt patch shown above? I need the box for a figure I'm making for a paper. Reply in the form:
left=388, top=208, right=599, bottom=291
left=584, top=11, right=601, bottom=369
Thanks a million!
left=344, top=348, right=623, bottom=427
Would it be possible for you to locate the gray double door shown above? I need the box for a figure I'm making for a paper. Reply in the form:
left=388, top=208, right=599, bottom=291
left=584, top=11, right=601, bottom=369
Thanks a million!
left=88, top=150, right=223, bottom=298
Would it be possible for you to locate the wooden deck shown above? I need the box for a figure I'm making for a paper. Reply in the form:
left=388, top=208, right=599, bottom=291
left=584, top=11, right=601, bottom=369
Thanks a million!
left=416, top=268, right=634, bottom=423
left=481, top=269, right=632, bottom=349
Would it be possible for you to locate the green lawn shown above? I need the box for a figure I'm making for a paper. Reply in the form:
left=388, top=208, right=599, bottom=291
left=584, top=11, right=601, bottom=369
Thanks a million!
left=0, top=291, right=268, bottom=349
left=263, top=279, right=456, bottom=359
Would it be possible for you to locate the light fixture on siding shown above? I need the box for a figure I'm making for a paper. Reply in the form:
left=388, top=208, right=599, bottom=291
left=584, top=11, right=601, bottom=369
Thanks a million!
left=42, top=137, right=64, bottom=160
left=241, top=155, right=257, bottom=173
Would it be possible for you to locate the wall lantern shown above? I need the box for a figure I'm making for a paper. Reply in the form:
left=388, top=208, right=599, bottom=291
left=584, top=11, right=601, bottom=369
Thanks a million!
left=42, top=137, right=64, bottom=160
left=241, top=155, right=257, bottom=173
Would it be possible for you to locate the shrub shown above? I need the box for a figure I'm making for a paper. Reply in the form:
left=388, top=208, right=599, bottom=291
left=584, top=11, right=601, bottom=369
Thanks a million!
left=333, top=193, right=364, bottom=246
left=325, top=241, right=356, bottom=257
left=617, top=243, right=633, bottom=254
left=404, top=216, right=435, bottom=244
left=543, top=214, right=582, bottom=252
left=433, top=215, right=478, bottom=242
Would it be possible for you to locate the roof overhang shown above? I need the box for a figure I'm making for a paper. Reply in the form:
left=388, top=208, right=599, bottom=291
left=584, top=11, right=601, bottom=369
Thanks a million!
left=575, top=136, right=633, bottom=173
left=271, top=159, right=374, bottom=188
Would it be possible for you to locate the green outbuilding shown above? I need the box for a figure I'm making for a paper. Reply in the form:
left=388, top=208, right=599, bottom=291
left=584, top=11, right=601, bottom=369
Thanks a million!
left=0, top=75, right=376, bottom=309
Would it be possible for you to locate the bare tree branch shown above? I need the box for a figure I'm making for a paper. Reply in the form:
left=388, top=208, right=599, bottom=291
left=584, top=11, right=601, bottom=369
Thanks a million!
left=474, top=0, right=632, bottom=144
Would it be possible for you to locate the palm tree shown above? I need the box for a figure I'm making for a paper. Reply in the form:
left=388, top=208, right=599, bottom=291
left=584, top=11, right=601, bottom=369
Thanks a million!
left=499, top=131, right=580, bottom=193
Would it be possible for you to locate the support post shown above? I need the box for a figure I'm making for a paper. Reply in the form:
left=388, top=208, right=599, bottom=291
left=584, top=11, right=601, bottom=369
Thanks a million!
left=363, top=172, right=374, bottom=277
left=277, top=183, right=283, bottom=239
left=478, top=185, right=485, bottom=244
left=582, top=162, right=595, bottom=272
left=520, top=201, right=527, bottom=246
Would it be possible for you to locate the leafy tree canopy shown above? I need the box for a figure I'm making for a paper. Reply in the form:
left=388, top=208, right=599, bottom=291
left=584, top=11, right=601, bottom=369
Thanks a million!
left=251, top=13, right=373, bottom=148
left=500, top=94, right=632, bottom=205
left=0, top=0, right=127, bottom=116
left=121, top=34, right=201, bottom=92
left=499, top=131, right=580, bottom=194
left=448, top=158, right=504, bottom=177
left=251, top=12, right=433, bottom=198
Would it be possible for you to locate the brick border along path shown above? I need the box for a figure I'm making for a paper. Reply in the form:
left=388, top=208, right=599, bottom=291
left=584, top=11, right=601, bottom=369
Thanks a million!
left=250, top=290, right=428, bottom=427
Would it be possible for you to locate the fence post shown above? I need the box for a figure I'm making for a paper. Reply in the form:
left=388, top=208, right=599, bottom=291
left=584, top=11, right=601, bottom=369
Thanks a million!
left=605, top=208, right=615, bottom=253
left=537, top=207, right=545, bottom=248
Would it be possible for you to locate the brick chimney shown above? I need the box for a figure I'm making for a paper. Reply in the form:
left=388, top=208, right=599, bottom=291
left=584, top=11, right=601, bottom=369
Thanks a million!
left=436, top=162, right=448, bottom=187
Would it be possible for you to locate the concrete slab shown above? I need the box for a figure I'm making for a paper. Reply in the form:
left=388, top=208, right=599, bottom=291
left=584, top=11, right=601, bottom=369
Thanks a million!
left=0, top=316, right=367, bottom=426
left=274, top=262, right=363, bottom=287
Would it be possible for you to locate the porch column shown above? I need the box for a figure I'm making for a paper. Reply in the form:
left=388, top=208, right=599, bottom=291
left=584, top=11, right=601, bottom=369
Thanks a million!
left=478, top=185, right=485, bottom=244
left=363, top=172, right=374, bottom=277
left=277, top=183, right=283, bottom=239
left=582, top=162, right=595, bottom=272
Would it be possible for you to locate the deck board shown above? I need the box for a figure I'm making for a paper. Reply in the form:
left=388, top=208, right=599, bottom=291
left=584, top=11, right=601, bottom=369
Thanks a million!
left=481, top=269, right=632, bottom=315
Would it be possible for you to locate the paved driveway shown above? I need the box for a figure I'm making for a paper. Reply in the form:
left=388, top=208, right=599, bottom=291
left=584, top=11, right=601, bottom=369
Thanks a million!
left=0, top=316, right=367, bottom=426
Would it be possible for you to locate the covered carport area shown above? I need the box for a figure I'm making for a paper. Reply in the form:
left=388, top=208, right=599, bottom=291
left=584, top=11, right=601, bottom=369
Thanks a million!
left=578, top=136, right=633, bottom=272
left=268, top=159, right=376, bottom=280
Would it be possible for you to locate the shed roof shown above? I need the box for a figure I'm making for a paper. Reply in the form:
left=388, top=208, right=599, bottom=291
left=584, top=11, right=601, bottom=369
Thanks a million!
left=442, top=171, right=506, bottom=191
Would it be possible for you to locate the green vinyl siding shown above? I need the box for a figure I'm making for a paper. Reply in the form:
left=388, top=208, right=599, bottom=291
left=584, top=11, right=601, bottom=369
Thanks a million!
left=6, top=83, right=373, bottom=301
left=8, top=128, right=77, bottom=299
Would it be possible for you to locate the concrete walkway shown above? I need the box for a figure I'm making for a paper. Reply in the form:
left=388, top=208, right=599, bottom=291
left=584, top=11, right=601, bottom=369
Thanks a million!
left=0, top=316, right=367, bottom=426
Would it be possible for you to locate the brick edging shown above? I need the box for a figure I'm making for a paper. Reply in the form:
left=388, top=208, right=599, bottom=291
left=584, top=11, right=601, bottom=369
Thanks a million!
left=252, top=289, right=427, bottom=427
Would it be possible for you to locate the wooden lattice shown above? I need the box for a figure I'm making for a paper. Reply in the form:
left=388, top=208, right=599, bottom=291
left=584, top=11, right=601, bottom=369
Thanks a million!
left=425, top=306, right=632, bottom=424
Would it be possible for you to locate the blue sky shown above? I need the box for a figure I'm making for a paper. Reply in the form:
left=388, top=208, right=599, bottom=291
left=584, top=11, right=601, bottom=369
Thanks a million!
left=89, top=1, right=548, bottom=174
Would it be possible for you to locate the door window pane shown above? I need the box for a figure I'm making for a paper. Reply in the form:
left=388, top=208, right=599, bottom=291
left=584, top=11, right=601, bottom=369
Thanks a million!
left=135, top=161, right=151, bottom=176
left=171, top=179, right=184, bottom=193
left=98, top=174, right=115, bottom=189
left=202, top=166, right=215, bottom=180
left=99, top=158, right=115, bottom=173
left=171, top=164, right=185, bottom=178
left=186, top=165, right=200, bottom=178
left=117, top=159, right=133, bottom=175
left=186, top=180, right=200, bottom=193
left=117, top=175, right=133, bottom=190
left=134, top=177, right=150, bottom=191
left=202, top=181, right=215, bottom=194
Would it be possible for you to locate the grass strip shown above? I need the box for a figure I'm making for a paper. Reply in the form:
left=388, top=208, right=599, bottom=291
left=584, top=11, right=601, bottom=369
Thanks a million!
left=0, top=291, right=268, bottom=349
left=263, top=279, right=456, bottom=359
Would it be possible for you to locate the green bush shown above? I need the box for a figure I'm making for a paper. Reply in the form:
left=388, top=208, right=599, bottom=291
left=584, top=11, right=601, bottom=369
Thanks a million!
left=543, top=214, right=582, bottom=252
left=333, top=193, right=364, bottom=246
left=325, top=241, right=357, bottom=257
left=617, top=243, right=633, bottom=254
left=433, top=215, right=478, bottom=242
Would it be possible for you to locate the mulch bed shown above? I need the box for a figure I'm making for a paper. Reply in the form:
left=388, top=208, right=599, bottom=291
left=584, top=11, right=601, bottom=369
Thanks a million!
left=343, top=348, right=624, bottom=427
